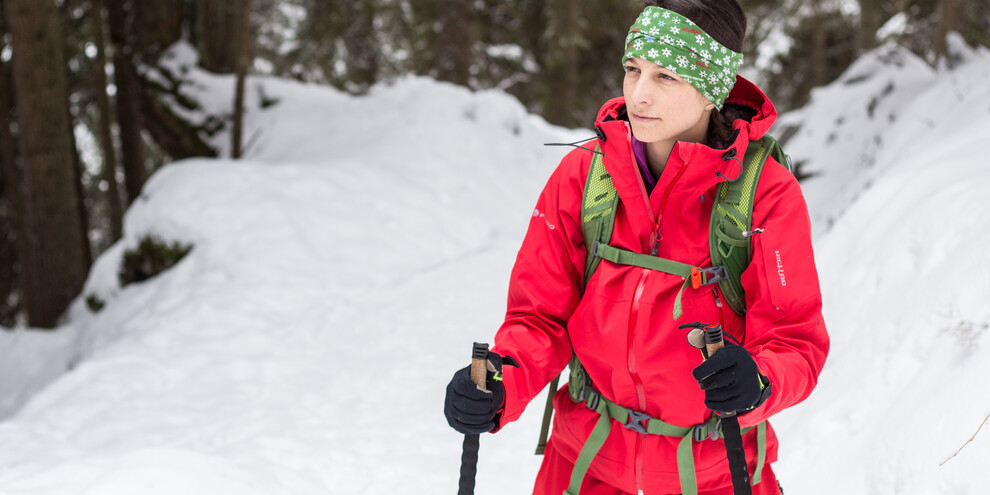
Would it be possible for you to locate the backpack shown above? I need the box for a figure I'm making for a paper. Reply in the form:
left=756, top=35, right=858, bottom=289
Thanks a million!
left=534, top=134, right=790, bottom=457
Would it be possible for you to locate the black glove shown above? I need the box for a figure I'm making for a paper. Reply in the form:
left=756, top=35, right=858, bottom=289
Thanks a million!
left=692, top=342, right=771, bottom=415
left=444, top=351, right=518, bottom=434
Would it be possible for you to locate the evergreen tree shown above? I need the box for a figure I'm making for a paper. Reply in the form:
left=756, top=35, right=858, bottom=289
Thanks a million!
left=4, top=0, right=89, bottom=328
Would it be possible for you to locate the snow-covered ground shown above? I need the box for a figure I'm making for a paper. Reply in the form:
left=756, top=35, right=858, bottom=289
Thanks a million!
left=1, top=37, right=988, bottom=493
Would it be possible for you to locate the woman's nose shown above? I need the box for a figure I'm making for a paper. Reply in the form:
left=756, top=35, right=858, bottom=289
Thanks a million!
left=631, top=79, right=652, bottom=106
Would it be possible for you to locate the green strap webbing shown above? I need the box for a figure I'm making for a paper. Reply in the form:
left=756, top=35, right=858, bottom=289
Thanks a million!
left=564, top=400, right=611, bottom=495
left=565, top=388, right=767, bottom=495
left=594, top=243, right=694, bottom=277
left=535, top=375, right=560, bottom=455
left=753, top=421, right=766, bottom=485
left=594, top=242, right=717, bottom=320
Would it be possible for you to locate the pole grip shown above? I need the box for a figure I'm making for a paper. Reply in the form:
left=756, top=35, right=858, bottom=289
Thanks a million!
left=703, top=327, right=736, bottom=417
left=704, top=324, right=725, bottom=359
left=471, top=342, right=489, bottom=392
left=705, top=339, right=724, bottom=359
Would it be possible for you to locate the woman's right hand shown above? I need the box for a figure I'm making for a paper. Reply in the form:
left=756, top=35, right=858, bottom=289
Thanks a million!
left=443, top=352, right=517, bottom=434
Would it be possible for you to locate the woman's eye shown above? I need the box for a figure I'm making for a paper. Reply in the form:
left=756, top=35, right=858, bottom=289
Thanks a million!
left=624, top=66, right=639, bottom=73
left=659, top=74, right=675, bottom=81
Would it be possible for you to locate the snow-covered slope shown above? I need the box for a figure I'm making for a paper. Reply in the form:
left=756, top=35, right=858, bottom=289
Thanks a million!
left=0, top=44, right=583, bottom=493
left=772, top=36, right=990, bottom=493
left=1, top=37, right=988, bottom=494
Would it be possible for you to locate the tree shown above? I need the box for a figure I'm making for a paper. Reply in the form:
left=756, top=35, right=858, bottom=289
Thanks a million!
left=431, top=0, right=476, bottom=87
left=934, top=0, right=960, bottom=66
left=3, top=0, right=89, bottom=328
left=196, top=0, right=241, bottom=74
left=231, top=0, right=252, bottom=159
left=858, top=0, right=884, bottom=52
left=107, top=0, right=147, bottom=205
left=91, top=0, right=123, bottom=241
left=0, top=0, right=23, bottom=327
left=541, top=0, right=582, bottom=126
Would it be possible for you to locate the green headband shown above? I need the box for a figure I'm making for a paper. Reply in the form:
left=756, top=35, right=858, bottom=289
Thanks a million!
left=622, top=6, right=744, bottom=109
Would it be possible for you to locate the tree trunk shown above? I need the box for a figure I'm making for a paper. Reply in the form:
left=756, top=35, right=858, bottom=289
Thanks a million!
left=0, top=0, right=25, bottom=326
left=92, top=0, right=123, bottom=241
left=132, top=0, right=184, bottom=59
left=434, top=1, right=473, bottom=87
left=67, top=114, right=93, bottom=265
left=231, top=0, right=251, bottom=159
left=542, top=0, right=580, bottom=126
left=107, top=0, right=147, bottom=205
left=811, top=14, right=828, bottom=89
left=197, top=0, right=239, bottom=73
left=4, top=0, right=89, bottom=328
left=859, top=0, right=883, bottom=51
left=0, top=2, right=16, bottom=194
left=935, top=0, right=960, bottom=66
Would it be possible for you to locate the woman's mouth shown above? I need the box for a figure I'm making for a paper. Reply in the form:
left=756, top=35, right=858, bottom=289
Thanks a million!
left=631, top=113, right=659, bottom=122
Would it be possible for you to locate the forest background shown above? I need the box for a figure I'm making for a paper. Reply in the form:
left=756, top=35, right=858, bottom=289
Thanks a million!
left=0, top=0, right=988, bottom=330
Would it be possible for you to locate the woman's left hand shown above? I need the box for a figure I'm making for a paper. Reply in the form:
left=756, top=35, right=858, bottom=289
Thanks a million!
left=692, top=343, right=771, bottom=415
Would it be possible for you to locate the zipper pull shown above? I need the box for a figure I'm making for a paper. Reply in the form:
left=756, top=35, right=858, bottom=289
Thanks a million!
left=650, top=230, right=661, bottom=256
left=713, top=285, right=725, bottom=327
left=650, top=225, right=662, bottom=256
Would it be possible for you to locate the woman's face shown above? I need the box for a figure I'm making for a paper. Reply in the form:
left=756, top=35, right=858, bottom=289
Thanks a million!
left=622, top=57, right=714, bottom=148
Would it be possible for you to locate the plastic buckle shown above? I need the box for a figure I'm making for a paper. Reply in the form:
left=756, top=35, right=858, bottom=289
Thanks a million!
left=691, top=265, right=729, bottom=289
left=694, top=418, right=722, bottom=441
left=623, top=409, right=651, bottom=434
left=585, top=391, right=600, bottom=411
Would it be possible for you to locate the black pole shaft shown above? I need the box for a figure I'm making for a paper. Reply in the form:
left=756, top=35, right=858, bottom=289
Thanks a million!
left=457, top=342, right=489, bottom=494
left=720, top=415, right=753, bottom=495
left=703, top=326, right=752, bottom=495
left=458, top=433, right=481, bottom=495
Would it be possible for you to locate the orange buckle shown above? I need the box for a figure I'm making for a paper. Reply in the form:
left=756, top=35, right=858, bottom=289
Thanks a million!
left=690, top=266, right=703, bottom=289
left=691, top=266, right=729, bottom=290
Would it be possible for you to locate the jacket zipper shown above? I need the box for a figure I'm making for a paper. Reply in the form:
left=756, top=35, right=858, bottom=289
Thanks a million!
left=627, top=152, right=688, bottom=494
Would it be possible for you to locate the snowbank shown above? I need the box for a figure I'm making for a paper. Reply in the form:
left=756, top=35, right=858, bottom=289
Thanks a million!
left=772, top=35, right=990, bottom=493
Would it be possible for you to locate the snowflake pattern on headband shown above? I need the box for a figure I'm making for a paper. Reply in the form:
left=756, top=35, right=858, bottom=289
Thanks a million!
left=622, top=6, right=744, bottom=109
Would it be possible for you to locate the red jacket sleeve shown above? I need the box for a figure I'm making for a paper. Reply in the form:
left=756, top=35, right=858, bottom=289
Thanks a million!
left=490, top=148, right=590, bottom=427
left=737, top=164, right=830, bottom=427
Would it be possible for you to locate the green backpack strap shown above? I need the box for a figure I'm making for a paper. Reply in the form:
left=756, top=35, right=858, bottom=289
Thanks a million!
left=580, top=145, right=619, bottom=282
left=710, top=135, right=790, bottom=315
left=536, top=144, right=614, bottom=455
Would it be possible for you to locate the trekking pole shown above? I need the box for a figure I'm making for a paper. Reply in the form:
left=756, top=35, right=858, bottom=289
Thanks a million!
left=457, top=342, right=489, bottom=495
left=701, top=325, right=753, bottom=495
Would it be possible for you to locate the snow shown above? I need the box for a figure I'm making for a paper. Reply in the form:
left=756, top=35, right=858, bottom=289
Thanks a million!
left=770, top=35, right=990, bottom=494
left=2, top=37, right=989, bottom=493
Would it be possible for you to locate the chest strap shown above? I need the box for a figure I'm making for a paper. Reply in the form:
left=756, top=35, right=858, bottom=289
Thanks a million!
left=593, top=242, right=728, bottom=320
left=566, top=383, right=766, bottom=495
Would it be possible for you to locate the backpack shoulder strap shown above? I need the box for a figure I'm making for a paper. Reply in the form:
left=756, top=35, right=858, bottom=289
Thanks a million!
left=537, top=144, right=615, bottom=455
left=710, top=135, right=790, bottom=315
left=580, top=144, right=618, bottom=287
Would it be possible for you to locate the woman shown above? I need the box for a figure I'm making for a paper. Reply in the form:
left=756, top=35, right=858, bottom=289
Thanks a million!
left=444, top=1, right=829, bottom=493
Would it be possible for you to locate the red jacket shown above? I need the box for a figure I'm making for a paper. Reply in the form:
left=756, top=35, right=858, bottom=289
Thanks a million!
left=491, top=77, right=829, bottom=493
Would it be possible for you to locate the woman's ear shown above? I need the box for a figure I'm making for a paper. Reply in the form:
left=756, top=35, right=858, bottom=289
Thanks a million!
left=705, top=102, right=716, bottom=111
